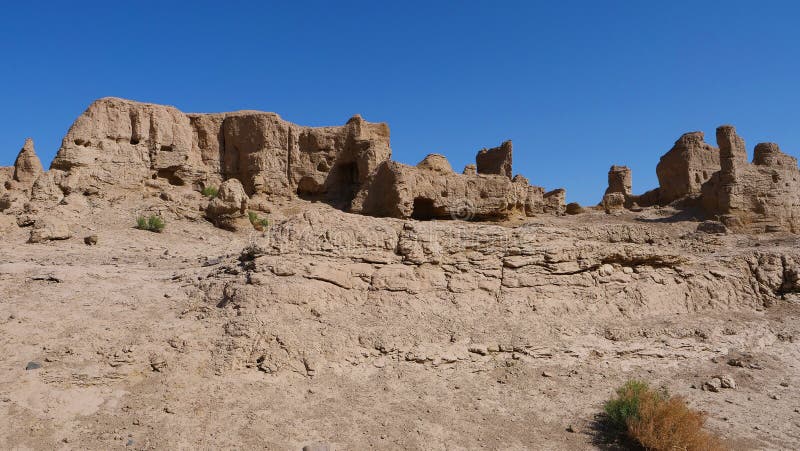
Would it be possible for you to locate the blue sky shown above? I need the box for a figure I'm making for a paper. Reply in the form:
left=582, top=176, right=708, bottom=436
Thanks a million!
left=1, top=1, right=799, bottom=205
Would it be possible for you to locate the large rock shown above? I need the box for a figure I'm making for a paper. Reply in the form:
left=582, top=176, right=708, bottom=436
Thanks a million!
left=13, top=138, right=44, bottom=188
left=28, top=217, right=72, bottom=243
left=476, top=141, right=513, bottom=179
left=205, top=179, right=249, bottom=230
left=655, top=131, right=720, bottom=204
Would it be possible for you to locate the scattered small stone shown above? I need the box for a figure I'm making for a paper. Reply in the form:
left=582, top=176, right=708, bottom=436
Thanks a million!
left=25, top=361, right=41, bottom=371
left=696, top=220, right=728, bottom=235
left=770, top=393, right=780, bottom=400
left=566, top=424, right=577, bottom=433
left=598, top=264, right=614, bottom=277
left=719, top=374, right=736, bottom=389
left=542, top=371, right=554, bottom=378
left=780, top=381, right=789, bottom=387
left=163, top=406, right=175, bottom=414
left=149, top=355, right=167, bottom=372
left=84, top=235, right=98, bottom=245
left=468, top=345, right=488, bottom=356
left=703, top=377, right=722, bottom=392
left=202, top=257, right=222, bottom=267
left=126, top=439, right=134, bottom=446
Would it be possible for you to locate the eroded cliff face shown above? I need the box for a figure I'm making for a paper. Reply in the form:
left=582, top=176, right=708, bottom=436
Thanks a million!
left=26, top=97, right=563, bottom=221
left=48, top=98, right=393, bottom=208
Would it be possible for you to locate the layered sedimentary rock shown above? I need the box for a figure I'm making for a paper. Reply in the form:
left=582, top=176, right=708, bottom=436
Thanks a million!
left=702, top=126, right=800, bottom=233
left=476, top=141, right=513, bottom=179
left=655, top=131, right=720, bottom=204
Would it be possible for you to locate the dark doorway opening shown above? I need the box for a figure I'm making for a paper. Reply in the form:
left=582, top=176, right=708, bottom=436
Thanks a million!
left=411, top=197, right=438, bottom=220
left=327, top=162, right=360, bottom=209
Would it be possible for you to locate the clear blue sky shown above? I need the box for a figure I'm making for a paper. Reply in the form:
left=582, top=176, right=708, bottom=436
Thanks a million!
left=2, top=1, right=799, bottom=205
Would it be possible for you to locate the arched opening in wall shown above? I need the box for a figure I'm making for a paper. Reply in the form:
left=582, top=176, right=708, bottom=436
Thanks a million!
left=326, top=162, right=360, bottom=209
left=411, top=197, right=437, bottom=220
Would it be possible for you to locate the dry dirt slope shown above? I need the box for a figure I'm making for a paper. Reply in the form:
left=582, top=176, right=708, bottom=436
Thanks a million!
left=1, top=201, right=799, bottom=450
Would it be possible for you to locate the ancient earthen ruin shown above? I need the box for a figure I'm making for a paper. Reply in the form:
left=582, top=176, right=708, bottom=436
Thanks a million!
left=602, top=124, right=800, bottom=233
left=3, top=97, right=800, bottom=450
left=1, top=97, right=567, bottom=227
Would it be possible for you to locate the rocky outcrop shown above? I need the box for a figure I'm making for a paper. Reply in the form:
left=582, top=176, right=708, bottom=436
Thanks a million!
left=476, top=141, right=513, bottom=179
left=49, top=98, right=392, bottom=209
left=205, top=179, right=249, bottom=230
left=702, top=126, right=800, bottom=233
left=601, top=165, right=633, bottom=212
left=28, top=217, right=72, bottom=243
left=655, top=131, right=720, bottom=204
left=416, top=154, right=453, bottom=173
left=352, top=145, right=564, bottom=220
left=605, top=165, right=631, bottom=196
left=3, top=98, right=564, bottom=227
left=12, top=138, right=44, bottom=188
left=0, top=166, right=11, bottom=190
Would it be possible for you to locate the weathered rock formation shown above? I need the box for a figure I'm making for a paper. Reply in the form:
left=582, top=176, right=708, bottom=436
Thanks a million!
left=12, top=138, right=44, bottom=188
left=602, top=165, right=632, bottom=212
left=702, top=126, right=800, bottom=233
left=605, top=165, right=631, bottom=196
left=655, top=131, right=720, bottom=204
left=28, top=216, right=71, bottom=243
left=351, top=150, right=563, bottom=220
left=49, top=98, right=392, bottom=209
left=29, top=97, right=562, bottom=224
left=205, top=178, right=249, bottom=231
left=416, top=154, right=454, bottom=173
left=605, top=124, right=800, bottom=233
left=476, top=140, right=513, bottom=179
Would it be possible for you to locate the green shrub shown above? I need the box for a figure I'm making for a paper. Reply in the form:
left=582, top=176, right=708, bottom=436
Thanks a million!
left=201, top=186, right=219, bottom=198
left=603, top=380, right=726, bottom=451
left=248, top=211, right=269, bottom=231
left=604, top=379, right=658, bottom=430
left=136, top=215, right=165, bottom=233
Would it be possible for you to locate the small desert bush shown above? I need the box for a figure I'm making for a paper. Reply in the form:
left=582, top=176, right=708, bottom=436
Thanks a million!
left=136, top=215, right=165, bottom=233
left=248, top=211, right=269, bottom=231
left=604, top=380, right=726, bottom=451
left=201, top=186, right=219, bottom=198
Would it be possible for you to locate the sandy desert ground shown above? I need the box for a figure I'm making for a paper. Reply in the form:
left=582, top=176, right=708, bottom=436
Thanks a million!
left=1, top=196, right=799, bottom=450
